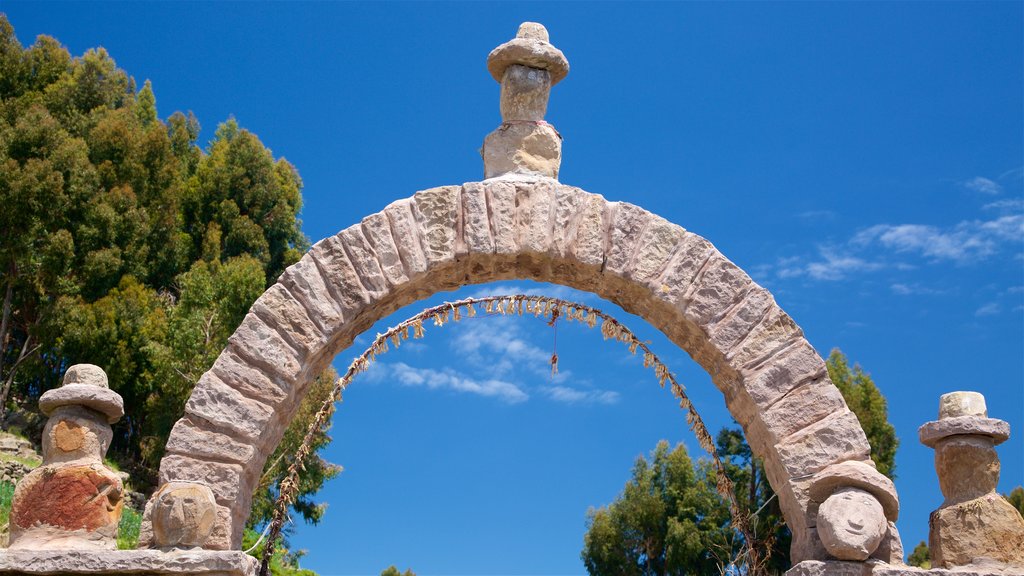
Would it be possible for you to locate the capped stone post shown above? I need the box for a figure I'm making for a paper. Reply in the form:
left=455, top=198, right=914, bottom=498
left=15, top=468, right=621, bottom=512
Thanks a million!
left=482, top=22, right=568, bottom=180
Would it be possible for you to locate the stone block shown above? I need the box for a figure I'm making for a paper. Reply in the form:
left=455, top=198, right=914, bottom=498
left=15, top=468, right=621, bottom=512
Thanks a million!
left=184, top=373, right=274, bottom=443
left=361, top=211, right=408, bottom=286
left=775, top=410, right=871, bottom=479
left=515, top=180, right=555, bottom=254
left=310, top=235, right=373, bottom=316
left=0, top=549, right=258, bottom=575
left=164, top=417, right=257, bottom=467
left=461, top=182, right=495, bottom=255
left=728, top=304, right=804, bottom=371
left=210, top=351, right=288, bottom=407
left=628, top=216, right=685, bottom=284
left=339, top=226, right=389, bottom=296
left=739, top=339, right=828, bottom=410
left=652, top=233, right=715, bottom=308
left=486, top=180, right=518, bottom=254
left=278, top=255, right=346, bottom=332
left=226, top=313, right=303, bottom=384
left=707, top=285, right=774, bottom=354
left=383, top=198, right=428, bottom=277
left=412, top=185, right=460, bottom=266
left=549, top=185, right=585, bottom=258
left=761, top=377, right=848, bottom=445
left=159, top=455, right=245, bottom=504
left=571, top=193, right=609, bottom=268
left=682, top=253, right=754, bottom=327
left=605, top=203, right=651, bottom=275
left=249, top=284, right=323, bottom=361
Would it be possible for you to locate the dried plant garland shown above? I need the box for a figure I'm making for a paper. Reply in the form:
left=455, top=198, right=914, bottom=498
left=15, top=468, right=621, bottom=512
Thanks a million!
left=260, top=294, right=753, bottom=574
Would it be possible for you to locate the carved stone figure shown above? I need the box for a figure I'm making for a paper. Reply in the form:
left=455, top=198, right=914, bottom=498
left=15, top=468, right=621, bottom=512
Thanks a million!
left=149, top=482, right=218, bottom=549
left=8, top=364, right=125, bottom=550
left=920, top=391, right=1024, bottom=568
left=808, top=459, right=900, bottom=562
left=482, top=22, right=569, bottom=179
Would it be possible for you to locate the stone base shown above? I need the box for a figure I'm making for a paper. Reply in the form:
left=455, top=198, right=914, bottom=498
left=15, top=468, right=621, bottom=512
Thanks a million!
left=787, top=560, right=1024, bottom=576
left=0, top=549, right=257, bottom=575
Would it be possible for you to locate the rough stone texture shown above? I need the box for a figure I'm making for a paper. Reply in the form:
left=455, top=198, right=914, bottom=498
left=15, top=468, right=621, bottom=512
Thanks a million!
left=487, top=23, right=569, bottom=85
left=10, top=366, right=124, bottom=551
left=0, top=549, right=257, bottom=575
left=501, top=64, right=550, bottom=121
left=150, top=482, right=217, bottom=549
left=816, top=488, right=888, bottom=561
left=789, top=559, right=1024, bottom=576
left=935, top=436, right=1000, bottom=504
left=930, top=495, right=1024, bottom=569
left=159, top=182, right=881, bottom=561
left=38, top=385, right=123, bottom=424
left=809, top=460, right=899, bottom=521
left=939, top=391, right=987, bottom=419
left=919, top=417, right=1010, bottom=448
left=483, top=123, right=561, bottom=179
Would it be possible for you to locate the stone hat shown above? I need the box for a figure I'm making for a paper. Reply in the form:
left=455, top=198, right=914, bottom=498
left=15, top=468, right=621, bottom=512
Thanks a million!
left=808, top=460, right=900, bottom=522
left=918, top=391, right=1010, bottom=448
left=39, top=364, right=124, bottom=423
left=487, top=22, right=569, bottom=85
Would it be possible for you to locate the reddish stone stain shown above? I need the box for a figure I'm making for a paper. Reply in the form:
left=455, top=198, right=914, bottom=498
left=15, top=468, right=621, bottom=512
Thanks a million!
left=12, top=466, right=122, bottom=531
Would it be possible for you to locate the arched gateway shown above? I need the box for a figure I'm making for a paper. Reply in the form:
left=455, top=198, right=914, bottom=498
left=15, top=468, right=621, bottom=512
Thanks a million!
left=154, top=22, right=903, bottom=568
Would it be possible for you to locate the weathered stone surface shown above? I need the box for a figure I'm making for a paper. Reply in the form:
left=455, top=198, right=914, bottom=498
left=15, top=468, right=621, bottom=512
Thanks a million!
left=159, top=455, right=245, bottom=504
left=740, top=339, right=829, bottom=410
left=606, top=203, right=651, bottom=275
left=164, top=418, right=257, bottom=466
left=515, top=181, right=554, bottom=254
left=934, top=435, right=1000, bottom=504
left=487, top=22, right=569, bottom=85
left=930, top=495, right=1024, bottom=569
left=209, top=352, right=288, bottom=408
left=762, top=377, right=847, bottom=444
left=61, top=364, right=109, bottom=388
left=919, top=416, right=1010, bottom=448
left=39, top=385, right=123, bottom=424
left=626, top=217, right=684, bottom=285
left=0, top=549, right=257, bottom=575
left=278, top=255, right=346, bottom=331
left=41, top=406, right=112, bottom=464
left=249, top=284, right=323, bottom=361
left=728, top=304, right=804, bottom=370
left=816, top=488, right=888, bottom=561
left=184, top=373, right=273, bottom=442
left=570, top=193, right=608, bottom=268
left=683, top=253, right=753, bottom=326
left=151, top=482, right=217, bottom=549
left=382, top=199, right=428, bottom=278
left=549, top=185, right=585, bottom=257
left=9, top=464, right=123, bottom=550
left=784, top=560, right=868, bottom=576
left=461, top=182, right=495, bottom=255
left=339, top=226, right=389, bottom=296
left=310, top=234, right=374, bottom=314
left=809, top=460, right=899, bottom=521
left=483, top=123, right=561, bottom=179
left=707, top=285, right=774, bottom=354
left=361, top=212, right=408, bottom=286
left=653, top=233, right=715, bottom=307
left=501, top=64, right=551, bottom=121
left=871, top=521, right=903, bottom=564
left=413, top=186, right=460, bottom=266
left=939, top=391, right=987, bottom=419
left=776, top=410, right=871, bottom=479
left=226, top=313, right=303, bottom=384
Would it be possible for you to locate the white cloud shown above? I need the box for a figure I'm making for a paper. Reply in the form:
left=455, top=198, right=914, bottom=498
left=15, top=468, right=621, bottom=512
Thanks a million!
left=963, top=176, right=1003, bottom=195
left=777, top=247, right=884, bottom=281
left=983, top=198, right=1024, bottom=214
left=540, top=385, right=620, bottom=405
left=377, top=361, right=528, bottom=404
left=975, top=302, right=1001, bottom=317
left=450, top=319, right=554, bottom=378
left=853, top=215, right=1023, bottom=263
left=891, top=283, right=943, bottom=296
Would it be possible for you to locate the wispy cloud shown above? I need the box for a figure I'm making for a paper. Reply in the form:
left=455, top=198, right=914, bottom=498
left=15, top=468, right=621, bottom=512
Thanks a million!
left=983, top=198, right=1024, bottom=214
left=450, top=319, right=557, bottom=379
left=891, top=283, right=944, bottom=296
left=540, top=385, right=620, bottom=405
left=777, top=247, right=884, bottom=281
left=963, top=176, right=1003, bottom=195
left=372, top=361, right=528, bottom=404
left=975, top=302, right=1001, bottom=317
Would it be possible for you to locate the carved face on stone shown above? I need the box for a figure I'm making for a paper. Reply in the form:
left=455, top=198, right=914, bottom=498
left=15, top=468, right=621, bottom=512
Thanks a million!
left=817, top=487, right=887, bottom=561
left=41, top=406, right=112, bottom=463
left=151, top=482, right=217, bottom=548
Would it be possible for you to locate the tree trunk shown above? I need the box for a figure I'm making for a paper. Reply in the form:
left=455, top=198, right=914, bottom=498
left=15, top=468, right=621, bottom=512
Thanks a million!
left=0, top=268, right=14, bottom=390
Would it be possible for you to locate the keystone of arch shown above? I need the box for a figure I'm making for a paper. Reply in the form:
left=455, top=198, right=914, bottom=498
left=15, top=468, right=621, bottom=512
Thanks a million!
left=152, top=178, right=891, bottom=563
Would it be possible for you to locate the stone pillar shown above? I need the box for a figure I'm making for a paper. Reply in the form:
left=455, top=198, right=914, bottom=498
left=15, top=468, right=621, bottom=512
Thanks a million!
left=8, top=364, right=125, bottom=550
left=482, top=22, right=569, bottom=180
left=920, top=391, right=1024, bottom=569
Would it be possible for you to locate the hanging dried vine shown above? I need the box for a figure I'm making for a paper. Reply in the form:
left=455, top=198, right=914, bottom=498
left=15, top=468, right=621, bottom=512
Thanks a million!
left=259, top=294, right=755, bottom=575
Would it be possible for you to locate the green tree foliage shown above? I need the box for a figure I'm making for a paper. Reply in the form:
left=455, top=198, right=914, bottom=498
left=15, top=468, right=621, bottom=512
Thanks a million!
left=380, top=566, right=416, bottom=576
left=1006, top=486, right=1024, bottom=517
left=907, top=541, right=930, bottom=569
left=581, top=441, right=734, bottom=575
left=0, top=16, right=332, bottom=543
left=243, top=528, right=316, bottom=576
left=582, top=349, right=897, bottom=575
left=825, top=349, right=898, bottom=479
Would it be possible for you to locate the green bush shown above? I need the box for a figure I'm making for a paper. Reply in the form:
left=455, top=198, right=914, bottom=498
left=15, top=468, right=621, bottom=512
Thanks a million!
left=0, top=480, right=15, bottom=534
left=117, top=507, right=142, bottom=550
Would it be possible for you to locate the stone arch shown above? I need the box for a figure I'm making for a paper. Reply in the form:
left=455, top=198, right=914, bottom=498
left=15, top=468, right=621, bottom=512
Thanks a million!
left=156, top=179, right=877, bottom=562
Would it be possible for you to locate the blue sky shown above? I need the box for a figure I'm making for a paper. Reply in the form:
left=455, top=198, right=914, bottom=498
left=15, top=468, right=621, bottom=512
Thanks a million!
left=5, top=2, right=1022, bottom=574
